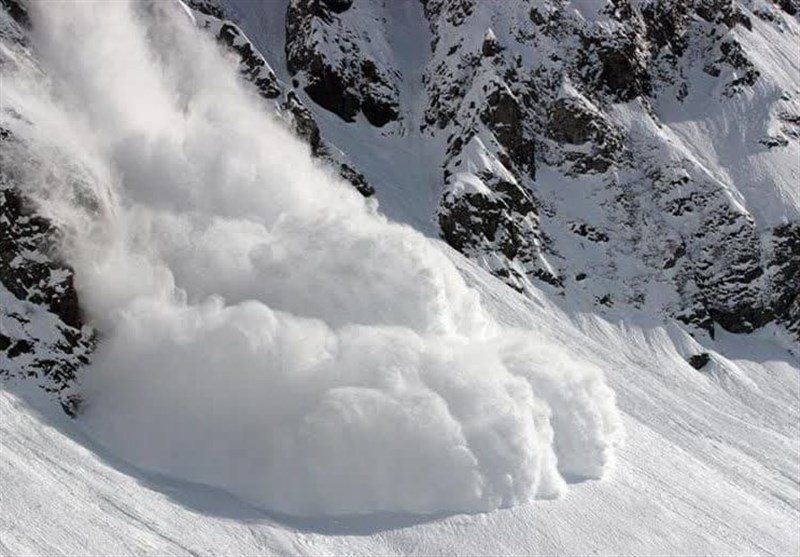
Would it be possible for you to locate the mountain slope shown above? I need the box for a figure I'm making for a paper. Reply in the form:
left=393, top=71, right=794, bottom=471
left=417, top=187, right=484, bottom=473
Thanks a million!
left=198, top=0, right=800, bottom=340
left=0, top=0, right=798, bottom=554
left=2, top=257, right=798, bottom=555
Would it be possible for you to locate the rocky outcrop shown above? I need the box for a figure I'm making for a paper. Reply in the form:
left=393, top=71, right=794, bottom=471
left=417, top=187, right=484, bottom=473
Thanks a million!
left=480, top=85, right=536, bottom=176
left=285, top=0, right=400, bottom=126
left=0, top=0, right=29, bottom=28
left=545, top=97, right=623, bottom=174
left=439, top=137, right=559, bottom=292
left=0, top=4, right=94, bottom=414
left=193, top=5, right=374, bottom=196
left=416, top=0, right=799, bottom=340
left=1, top=132, right=94, bottom=415
left=770, top=223, right=800, bottom=339
left=215, top=21, right=281, bottom=99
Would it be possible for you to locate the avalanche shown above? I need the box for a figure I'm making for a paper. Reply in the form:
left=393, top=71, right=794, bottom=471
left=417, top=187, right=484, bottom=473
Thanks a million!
left=0, top=0, right=620, bottom=516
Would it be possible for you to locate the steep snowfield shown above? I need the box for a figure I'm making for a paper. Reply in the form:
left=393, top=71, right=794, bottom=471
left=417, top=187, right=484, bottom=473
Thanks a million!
left=2, top=258, right=798, bottom=555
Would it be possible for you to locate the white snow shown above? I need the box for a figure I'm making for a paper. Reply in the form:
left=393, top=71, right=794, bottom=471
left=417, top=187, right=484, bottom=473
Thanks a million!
left=1, top=257, right=797, bottom=555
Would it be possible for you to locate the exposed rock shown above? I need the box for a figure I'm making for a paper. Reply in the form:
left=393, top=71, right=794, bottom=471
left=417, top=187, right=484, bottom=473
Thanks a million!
left=770, top=223, right=800, bottom=340
left=694, top=0, right=752, bottom=30
left=185, top=0, right=225, bottom=19
left=216, top=22, right=280, bottom=99
left=321, top=0, right=353, bottom=15
left=336, top=161, right=374, bottom=198
left=481, top=29, right=501, bottom=57
left=282, top=90, right=322, bottom=154
left=438, top=136, right=559, bottom=292
left=285, top=0, right=400, bottom=126
left=0, top=131, right=95, bottom=413
left=481, top=86, right=535, bottom=175
left=0, top=0, right=29, bottom=28
left=589, top=36, right=652, bottom=102
left=546, top=97, right=623, bottom=174
left=191, top=6, right=375, bottom=197
left=777, top=0, right=798, bottom=16
left=687, top=352, right=711, bottom=370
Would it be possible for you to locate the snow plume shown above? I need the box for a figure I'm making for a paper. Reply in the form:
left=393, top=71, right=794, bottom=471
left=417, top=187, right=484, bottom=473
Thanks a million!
left=0, top=0, right=622, bottom=516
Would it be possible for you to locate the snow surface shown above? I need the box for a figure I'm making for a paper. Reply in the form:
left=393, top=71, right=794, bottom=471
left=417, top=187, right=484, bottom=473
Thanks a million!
left=2, top=255, right=798, bottom=555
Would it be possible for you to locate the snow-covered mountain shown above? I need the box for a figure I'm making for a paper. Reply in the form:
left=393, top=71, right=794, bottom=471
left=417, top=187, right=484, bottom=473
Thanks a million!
left=0, top=0, right=798, bottom=554
left=185, top=0, right=800, bottom=341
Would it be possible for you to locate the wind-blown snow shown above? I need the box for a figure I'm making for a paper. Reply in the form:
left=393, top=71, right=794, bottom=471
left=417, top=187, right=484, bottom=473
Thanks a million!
left=0, top=0, right=621, bottom=516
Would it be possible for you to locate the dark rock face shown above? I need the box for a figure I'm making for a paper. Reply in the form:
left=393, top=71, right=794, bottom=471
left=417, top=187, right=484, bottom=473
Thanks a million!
left=705, top=38, right=761, bottom=97
left=641, top=162, right=775, bottom=338
left=695, top=0, right=752, bottom=28
left=547, top=99, right=602, bottom=146
left=688, top=353, right=711, bottom=370
left=335, top=161, right=374, bottom=198
left=440, top=177, right=537, bottom=257
left=546, top=98, right=623, bottom=174
left=641, top=0, right=690, bottom=55
left=777, top=0, right=799, bottom=16
left=185, top=0, right=226, bottom=19
left=0, top=132, right=94, bottom=414
left=216, top=22, right=281, bottom=99
left=438, top=167, right=559, bottom=292
left=582, top=33, right=652, bottom=103
left=297, top=56, right=360, bottom=122
left=320, top=0, right=353, bottom=15
left=0, top=188, right=81, bottom=328
left=285, top=0, right=400, bottom=127
left=770, top=223, right=800, bottom=339
left=0, top=0, right=29, bottom=28
left=481, top=87, right=535, bottom=176
left=192, top=5, right=375, bottom=197
left=282, top=90, right=323, bottom=154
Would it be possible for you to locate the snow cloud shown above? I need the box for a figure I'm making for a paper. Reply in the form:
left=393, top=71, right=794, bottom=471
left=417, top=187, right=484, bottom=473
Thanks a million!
left=0, top=0, right=622, bottom=516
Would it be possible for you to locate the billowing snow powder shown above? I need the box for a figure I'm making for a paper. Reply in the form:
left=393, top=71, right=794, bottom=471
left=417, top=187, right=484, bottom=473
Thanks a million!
left=0, top=0, right=622, bottom=516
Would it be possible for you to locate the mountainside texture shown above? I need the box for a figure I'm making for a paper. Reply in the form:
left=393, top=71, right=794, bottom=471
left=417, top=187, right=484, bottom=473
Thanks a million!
left=1, top=0, right=799, bottom=409
left=190, top=0, right=799, bottom=343
left=0, top=4, right=93, bottom=413
left=0, top=2, right=798, bottom=554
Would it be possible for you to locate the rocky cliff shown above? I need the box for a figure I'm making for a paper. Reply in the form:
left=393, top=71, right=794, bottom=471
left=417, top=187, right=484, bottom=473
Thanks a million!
left=201, top=0, right=799, bottom=340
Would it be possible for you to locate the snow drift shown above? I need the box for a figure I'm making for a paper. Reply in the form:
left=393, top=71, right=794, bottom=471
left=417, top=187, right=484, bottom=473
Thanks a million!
left=0, top=0, right=622, bottom=516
